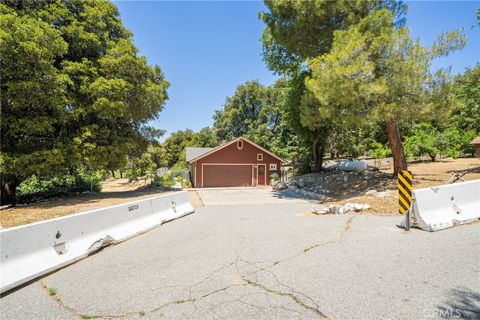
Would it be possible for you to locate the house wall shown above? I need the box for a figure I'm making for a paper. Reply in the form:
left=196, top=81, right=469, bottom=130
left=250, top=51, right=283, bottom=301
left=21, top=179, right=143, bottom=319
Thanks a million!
left=193, top=139, right=282, bottom=187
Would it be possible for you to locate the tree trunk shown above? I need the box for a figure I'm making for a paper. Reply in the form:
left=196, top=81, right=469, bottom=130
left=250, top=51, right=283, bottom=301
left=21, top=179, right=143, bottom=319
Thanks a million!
left=120, top=170, right=123, bottom=179
left=111, top=170, right=115, bottom=179
left=385, top=117, right=407, bottom=178
left=130, top=160, right=137, bottom=181
left=1, top=175, right=18, bottom=206
left=312, top=140, right=325, bottom=173
left=430, top=154, right=436, bottom=162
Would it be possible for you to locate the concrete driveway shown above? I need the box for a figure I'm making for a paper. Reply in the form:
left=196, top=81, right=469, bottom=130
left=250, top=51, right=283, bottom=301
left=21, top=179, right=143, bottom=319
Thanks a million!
left=1, top=199, right=479, bottom=320
left=194, top=187, right=313, bottom=206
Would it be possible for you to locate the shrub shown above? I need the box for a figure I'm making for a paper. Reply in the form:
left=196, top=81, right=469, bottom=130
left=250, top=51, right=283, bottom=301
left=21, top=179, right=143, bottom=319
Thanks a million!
left=368, top=141, right=391, bottom=159
left=404, top=123, right=441, bottom=161
left=16, top=169, right=102, bottom=203
left=181, top=179, right=192, bottom=188
left=269, top=171, right=280, bottom=182
left=161, top=173, right=175, bottom=188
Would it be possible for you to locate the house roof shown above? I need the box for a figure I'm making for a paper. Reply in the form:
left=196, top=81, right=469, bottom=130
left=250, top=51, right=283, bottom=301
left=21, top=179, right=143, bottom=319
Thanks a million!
left=185, top=147, right=214, bottom=162
left=470, top=136, right=480, bottom=145
left=187, top=136, right=286, bottom=163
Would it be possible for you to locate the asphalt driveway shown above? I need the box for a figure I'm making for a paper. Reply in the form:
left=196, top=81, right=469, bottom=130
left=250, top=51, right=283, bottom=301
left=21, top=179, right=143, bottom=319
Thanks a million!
left=1, top=201, right=479, bottom=319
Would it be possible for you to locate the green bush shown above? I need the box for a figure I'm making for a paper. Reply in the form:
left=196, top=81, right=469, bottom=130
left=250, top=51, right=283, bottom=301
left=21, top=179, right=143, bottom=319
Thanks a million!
left=17, top=169, right=102, bottom=203
left=269, top=171, right=280, bottom=182
left=368, top=141, right=391, bottom=159
left=404, top=123, right=441, bottom=161
left=161, top=173, right=175, bottom=188
left=404, top=123, right=477, bottom=160
left=181, top=179, right=192, bottom=188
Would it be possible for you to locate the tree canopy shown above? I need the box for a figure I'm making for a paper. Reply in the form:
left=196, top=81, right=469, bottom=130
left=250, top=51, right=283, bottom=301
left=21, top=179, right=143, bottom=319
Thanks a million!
left=0, top=0, right=169, bottom=204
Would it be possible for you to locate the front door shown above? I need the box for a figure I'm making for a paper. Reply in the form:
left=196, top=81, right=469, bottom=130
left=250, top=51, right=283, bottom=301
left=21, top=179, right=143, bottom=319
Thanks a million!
left=257, top=164, right=266, bottom=186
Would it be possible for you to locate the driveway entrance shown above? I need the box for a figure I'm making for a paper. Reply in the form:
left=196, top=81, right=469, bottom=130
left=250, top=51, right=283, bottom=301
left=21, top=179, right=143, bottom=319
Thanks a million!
left=194, top=187, right=313, bottom=206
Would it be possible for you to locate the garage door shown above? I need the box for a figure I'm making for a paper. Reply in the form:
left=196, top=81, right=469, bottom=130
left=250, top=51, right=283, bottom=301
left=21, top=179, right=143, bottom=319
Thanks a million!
left=203, top=164, right=252, bottom=187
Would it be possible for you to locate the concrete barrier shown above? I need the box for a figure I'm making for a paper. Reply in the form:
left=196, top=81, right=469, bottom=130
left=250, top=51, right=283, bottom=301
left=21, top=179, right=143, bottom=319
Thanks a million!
left=0, top=191, right=194, bottom=293
left=402, top=180, right=480, bottom=231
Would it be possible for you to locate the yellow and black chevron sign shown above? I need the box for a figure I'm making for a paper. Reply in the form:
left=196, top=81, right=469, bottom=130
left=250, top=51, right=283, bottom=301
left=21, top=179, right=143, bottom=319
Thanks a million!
left=398, top=170, right=412, bottom=215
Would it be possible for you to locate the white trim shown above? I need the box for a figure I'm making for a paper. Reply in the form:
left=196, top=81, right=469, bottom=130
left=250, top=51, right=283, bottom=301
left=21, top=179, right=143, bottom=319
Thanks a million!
left=193, top=164, right=197, bottom=188
left=256, top=164, right=267, bottom=186
left=269, top=163, right=277, bottom=170
left=237, top=140, right=243, bottom=150
left=257, top=153, right=263, bottom=161
left=188, top=136, right=285, bottom=163
left=201, top=163, right=254, bottom=188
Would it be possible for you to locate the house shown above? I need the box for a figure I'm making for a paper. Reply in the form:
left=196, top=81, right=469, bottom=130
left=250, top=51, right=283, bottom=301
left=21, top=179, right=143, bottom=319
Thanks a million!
left=186, top=137, right=284, bottom=188
left=470, top=136, right=480, bottom=158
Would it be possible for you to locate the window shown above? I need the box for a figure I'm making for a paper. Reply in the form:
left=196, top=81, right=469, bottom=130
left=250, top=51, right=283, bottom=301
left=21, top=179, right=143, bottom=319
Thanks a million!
left=257, top=153, right=263, bottom=161
left=269, top=163, right=277, bottom=170
left=237, top=140, right=243, bottom=150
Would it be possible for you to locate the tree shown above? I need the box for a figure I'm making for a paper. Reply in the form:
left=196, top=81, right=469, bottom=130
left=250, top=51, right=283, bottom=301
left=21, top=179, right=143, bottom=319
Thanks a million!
left=259, top=0, right=406, bottom=172
left=304, top=9, right=465, bottom=177
left=212, top=79, right=300, bottom=161
left=191, top=127, right=219, bottom=149
left=260, top=0, right=406, bottom=74
left=404, top=123, right=441, bottom=161
left=213, top=81, right=267, bottom=141
left=453, top=64, right=480, bottom=132
left=0, top=1, right=169, bottom=205
left=162, top=130, right=196, bottom=168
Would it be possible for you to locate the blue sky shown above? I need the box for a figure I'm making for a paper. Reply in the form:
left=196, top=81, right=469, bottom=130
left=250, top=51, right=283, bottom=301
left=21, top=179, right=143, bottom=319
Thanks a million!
left=115, top=1, right=480, bottom=140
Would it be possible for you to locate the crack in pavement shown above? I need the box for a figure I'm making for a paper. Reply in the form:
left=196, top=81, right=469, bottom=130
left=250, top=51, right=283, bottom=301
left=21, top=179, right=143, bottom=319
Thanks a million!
left=39, top=215, right=355, bottom=319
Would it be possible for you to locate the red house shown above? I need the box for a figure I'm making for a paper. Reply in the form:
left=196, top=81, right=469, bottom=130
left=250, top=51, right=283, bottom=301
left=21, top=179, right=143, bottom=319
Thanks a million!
left=186, top=137, right=284, bottom=188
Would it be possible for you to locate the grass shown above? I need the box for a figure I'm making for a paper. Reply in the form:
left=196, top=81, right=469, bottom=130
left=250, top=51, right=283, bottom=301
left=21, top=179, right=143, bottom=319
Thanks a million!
left=48, top=287, right=57, bottom=296
left=79, top=315, right=99, bottom=319
left=139, top=311, right=146, bottom=317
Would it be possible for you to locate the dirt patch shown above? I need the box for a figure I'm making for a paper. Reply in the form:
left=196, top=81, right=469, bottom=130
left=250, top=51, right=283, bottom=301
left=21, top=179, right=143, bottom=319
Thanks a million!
left=187, top=190, right=205, bottom=208
left=0, top=179, right=172, bottom=228
left=293, top=158, right=480, bottom=216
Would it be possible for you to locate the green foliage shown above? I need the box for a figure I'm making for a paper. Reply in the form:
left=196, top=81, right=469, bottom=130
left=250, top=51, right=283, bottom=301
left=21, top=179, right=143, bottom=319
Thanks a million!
left=368, top=141, right=392, bottom=159
left=213, top=79, right=301, bottom=161
left=402, top=123, right=474, bottom=160
left=160, top=174, right=175, bottom=188
left=16, top=169, right=102, bottom=204
left=453, top=64, right=480, bottom=132
left=1, top=1, right=168, bottom=204
left=260, top=0, right=407, bottom=73
left=162, top=128, right=217, bottom=168
left=403, top=123, right=441, bottom=161
left=269, top=171, right=280, bottom=182
left=305, top=9, right=435, bottom=126
left=181, top=179, right=192, bottom=188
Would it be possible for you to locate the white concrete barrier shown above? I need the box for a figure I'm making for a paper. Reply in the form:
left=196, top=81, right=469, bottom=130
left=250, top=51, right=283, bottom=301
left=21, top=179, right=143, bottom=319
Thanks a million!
left=0, top=191, right=194, bottom=293
left=403, top=180, right=480, bottom=231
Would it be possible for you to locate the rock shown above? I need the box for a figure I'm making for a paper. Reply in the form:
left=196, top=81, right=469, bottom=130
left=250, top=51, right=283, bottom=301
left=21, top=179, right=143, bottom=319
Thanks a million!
left=311, top=205, right=329, bottom=214
left=366, top=190, right=390, bottom=198
left=312, top=202, right=370, bottom=215
left=272, top=180, right=288, bottom=191
left=343, top=175, right=350, bottom=182
left=288, top=180, right=298, bottom=188
left=335, top=160, right=367, bottom=172
left=298, top=180, right=306, bottom=188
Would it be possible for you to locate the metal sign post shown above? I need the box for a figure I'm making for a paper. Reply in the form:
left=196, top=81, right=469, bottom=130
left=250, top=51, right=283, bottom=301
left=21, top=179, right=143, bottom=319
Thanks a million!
left=398, top=170, right=413, bottom=230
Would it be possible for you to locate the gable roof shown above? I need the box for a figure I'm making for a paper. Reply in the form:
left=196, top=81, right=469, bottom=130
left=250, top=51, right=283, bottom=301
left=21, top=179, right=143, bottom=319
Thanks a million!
left=185, top=147, right=214, bottom=162
left=187, top=136, right=286, bottom=163
left=470, top=136, right=480, bottom=145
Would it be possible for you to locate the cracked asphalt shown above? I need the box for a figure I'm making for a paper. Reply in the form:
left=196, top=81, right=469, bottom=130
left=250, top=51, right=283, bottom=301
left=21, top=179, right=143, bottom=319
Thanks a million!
left=1, top=201, right=479, bottom=320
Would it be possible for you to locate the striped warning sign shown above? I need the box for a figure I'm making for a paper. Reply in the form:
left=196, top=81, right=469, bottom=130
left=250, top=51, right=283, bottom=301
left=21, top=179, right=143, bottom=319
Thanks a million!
left=398, top=170, right=412, bottom=215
